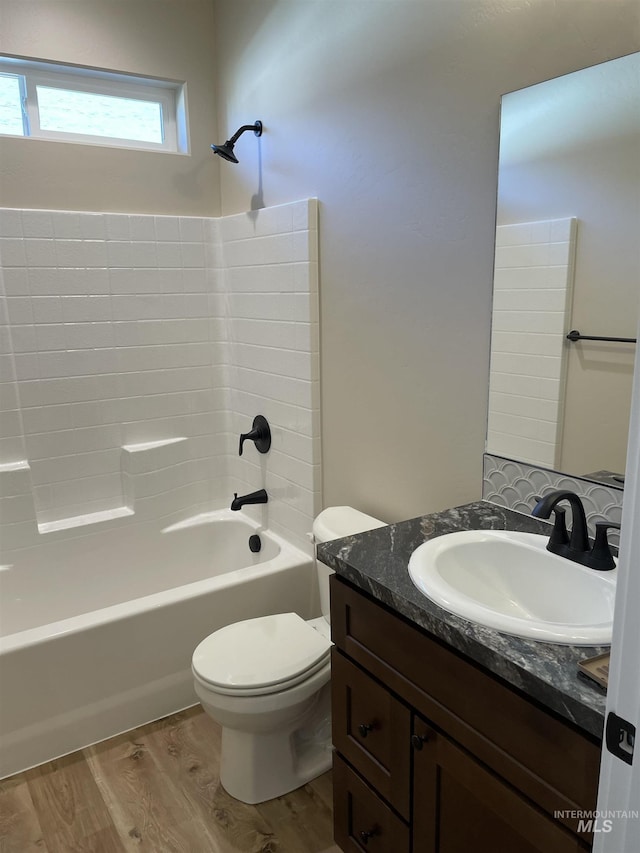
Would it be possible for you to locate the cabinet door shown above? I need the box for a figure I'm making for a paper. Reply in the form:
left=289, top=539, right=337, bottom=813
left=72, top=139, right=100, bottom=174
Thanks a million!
left=332, top=649, right=411, bottom=818
left=412, top=718, right=587, bottom=853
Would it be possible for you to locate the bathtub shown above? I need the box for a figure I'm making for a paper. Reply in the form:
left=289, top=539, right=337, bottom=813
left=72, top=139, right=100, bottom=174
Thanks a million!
left=0, top=510, right=316, bottom=778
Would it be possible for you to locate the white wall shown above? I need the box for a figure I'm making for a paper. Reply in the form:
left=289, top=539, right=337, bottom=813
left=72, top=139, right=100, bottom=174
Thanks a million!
left=0, top=0, right=220, bottom=216
left=213, top=0, right=640, bottom=522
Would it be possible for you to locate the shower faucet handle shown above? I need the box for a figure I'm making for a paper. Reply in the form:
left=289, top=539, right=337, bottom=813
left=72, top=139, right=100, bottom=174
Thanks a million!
left=239, top=415, right=271, bottom=456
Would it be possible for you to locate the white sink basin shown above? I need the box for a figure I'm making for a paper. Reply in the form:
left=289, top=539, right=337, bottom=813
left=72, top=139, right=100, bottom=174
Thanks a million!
left=408, top=530, right=616, bottom=645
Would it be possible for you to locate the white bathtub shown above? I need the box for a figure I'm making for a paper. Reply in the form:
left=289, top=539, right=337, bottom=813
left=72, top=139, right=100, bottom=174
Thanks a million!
left=0, top=510, right=315, bottom=778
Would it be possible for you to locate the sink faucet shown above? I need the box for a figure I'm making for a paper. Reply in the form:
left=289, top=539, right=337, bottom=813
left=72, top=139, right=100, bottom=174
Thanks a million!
left=532, top=490, right=589, bottom=554
left=532, top=490, right=618, bottom=570
left=231, top=488, right=268, bottom=511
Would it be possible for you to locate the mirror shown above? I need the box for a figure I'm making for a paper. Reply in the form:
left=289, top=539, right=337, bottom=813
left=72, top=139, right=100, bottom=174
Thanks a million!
left=487, top=52, right=639, bottom=486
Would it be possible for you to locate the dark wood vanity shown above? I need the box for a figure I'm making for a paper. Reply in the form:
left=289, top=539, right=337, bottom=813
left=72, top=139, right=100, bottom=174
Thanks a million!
left=330, top=576, right=602, bottom=852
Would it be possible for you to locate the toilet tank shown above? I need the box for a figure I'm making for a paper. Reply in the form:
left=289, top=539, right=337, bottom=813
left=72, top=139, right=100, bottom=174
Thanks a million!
left=313, top=506, right=386, bottom=622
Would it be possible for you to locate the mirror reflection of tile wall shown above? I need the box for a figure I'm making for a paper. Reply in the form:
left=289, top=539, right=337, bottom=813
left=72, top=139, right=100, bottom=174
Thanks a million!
left=483, top=453, right=623, bottom=546
left=487, top=217, right=576, bottom=469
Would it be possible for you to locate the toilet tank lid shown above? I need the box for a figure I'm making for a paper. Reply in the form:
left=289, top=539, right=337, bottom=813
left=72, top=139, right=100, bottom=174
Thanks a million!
left=312, top=506, right=386, bottom=543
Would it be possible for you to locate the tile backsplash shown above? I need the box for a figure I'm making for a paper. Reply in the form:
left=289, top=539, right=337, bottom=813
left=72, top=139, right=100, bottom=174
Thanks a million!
left=483, top=453, right=623, bottom=545
left=0, top=200, right=319, bottom=555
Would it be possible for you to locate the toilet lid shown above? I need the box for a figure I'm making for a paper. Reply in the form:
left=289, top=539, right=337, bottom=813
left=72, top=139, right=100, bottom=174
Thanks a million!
left=192, top=612, right=332, bottom=691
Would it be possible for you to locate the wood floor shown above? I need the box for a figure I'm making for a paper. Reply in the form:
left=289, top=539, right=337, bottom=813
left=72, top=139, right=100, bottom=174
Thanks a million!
left=0, top=706, right=341, bottom=853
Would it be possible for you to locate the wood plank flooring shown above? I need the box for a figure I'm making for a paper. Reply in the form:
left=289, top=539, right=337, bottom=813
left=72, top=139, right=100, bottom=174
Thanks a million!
left=0, top=706, right=341, bottom=853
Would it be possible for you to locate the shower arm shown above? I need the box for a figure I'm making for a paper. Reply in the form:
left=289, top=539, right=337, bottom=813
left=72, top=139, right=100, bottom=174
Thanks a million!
left=228, top=122, right=263, bottom=144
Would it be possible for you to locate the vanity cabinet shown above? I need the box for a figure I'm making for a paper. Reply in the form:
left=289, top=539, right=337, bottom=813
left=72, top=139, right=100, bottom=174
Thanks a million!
left=330, top=576, right=601, bottom=853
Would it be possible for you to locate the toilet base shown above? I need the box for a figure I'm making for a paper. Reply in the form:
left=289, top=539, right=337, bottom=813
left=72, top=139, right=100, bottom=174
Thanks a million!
left=220, top=728, right=332, bottom=804
left=218, top=683, right=332, bottom=804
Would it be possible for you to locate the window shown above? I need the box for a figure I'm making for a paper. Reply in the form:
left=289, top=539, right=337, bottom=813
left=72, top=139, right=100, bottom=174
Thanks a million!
left=0, top=55, right=188, bottom=153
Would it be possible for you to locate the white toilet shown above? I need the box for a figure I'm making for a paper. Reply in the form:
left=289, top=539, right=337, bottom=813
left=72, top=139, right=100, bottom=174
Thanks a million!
left=191, top=506, right=385, bottom=804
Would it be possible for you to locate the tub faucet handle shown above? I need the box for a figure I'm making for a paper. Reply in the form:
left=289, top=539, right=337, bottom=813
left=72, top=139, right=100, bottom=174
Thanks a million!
left=239, top=415, right=271, bottom=456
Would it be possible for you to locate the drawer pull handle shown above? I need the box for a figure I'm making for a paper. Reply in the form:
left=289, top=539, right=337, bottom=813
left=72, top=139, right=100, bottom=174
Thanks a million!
left=359, top=828, right=378, bottom=845
left=358, top=723, right=374, bottom=738
left=411, top=733, right=430, bottom=750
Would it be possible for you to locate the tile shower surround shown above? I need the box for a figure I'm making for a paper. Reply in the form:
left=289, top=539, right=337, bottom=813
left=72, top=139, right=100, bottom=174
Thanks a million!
left=0, top=200, right=320, bottom=555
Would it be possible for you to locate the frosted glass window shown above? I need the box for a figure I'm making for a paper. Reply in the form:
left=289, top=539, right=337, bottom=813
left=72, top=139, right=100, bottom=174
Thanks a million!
left=36, top=86, right=164, bottom=143
left=0, top=74, right=25, bottom=136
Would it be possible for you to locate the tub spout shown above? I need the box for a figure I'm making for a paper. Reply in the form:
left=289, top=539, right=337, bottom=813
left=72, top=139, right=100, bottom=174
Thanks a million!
left=231, top=489, right=268, bottom=511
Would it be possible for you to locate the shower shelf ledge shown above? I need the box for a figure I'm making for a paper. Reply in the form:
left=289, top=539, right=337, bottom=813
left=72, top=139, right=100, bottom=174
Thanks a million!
left=121, top=437, right=189, bottom=475
left=37, top=506, right=134, bottom=535
left=0, top=460, right=30, bottom=473
left=122, top=437, right=187, bottom=453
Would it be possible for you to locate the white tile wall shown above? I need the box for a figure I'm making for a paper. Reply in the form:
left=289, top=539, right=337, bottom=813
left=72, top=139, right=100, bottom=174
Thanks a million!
left=486, top=217, right=576, bottom=469
left=222, top=199, right=320, bottom=552
left=0, top=272, right=29, bottom=468
left=0, top=199, right=320, bottom=556
left=0, top=209, right=224, bottom=529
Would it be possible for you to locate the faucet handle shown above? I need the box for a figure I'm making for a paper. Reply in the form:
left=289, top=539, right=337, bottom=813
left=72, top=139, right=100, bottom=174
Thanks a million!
left=239, top=415, right=271, bottom=456
left=588, top=523, right=621, bottom=571
left=549, top=506, right=570, bottom=548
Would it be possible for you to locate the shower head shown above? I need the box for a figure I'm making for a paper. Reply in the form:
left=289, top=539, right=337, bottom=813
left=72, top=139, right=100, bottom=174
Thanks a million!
left=211, top=142, right=239, bottom=163
left=211, top=120, right=262, bottom=164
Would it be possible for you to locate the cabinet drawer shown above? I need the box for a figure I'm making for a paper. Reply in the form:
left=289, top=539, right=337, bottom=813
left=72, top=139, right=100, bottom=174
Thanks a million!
left=331, top=576, right=600, bottom=818
left=332, top=649, right=411, bottom=818
left=333, top=752, right=410, bottom=853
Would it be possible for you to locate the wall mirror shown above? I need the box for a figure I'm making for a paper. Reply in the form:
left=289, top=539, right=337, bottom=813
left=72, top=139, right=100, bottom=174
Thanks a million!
left=486, top=52, right=639, bottom=487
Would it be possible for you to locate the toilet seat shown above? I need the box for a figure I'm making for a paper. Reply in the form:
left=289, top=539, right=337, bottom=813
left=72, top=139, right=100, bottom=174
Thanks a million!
left=192, top=613, right=332, bottom=697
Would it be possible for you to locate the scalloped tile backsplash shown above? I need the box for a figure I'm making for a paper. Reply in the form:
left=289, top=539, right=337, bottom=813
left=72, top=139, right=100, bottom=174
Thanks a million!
left=483, top=453, right=623, bottom=546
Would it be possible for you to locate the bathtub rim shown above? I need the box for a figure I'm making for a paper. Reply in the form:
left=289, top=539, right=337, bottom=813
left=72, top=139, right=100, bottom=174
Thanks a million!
left=0, top=509, right=314, bottom=655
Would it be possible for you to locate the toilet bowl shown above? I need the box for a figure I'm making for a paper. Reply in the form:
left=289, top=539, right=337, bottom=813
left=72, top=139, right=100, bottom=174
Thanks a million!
left=192, top=506, right=385, bottom=804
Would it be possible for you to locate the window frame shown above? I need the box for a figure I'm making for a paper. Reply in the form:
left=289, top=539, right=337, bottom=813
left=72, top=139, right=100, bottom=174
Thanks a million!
left=0, top=55, right=188, bottom=155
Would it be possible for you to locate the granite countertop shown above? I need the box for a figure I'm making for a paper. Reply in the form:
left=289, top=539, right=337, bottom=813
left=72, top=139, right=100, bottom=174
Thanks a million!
left=318, top=500, right=608, bottom=739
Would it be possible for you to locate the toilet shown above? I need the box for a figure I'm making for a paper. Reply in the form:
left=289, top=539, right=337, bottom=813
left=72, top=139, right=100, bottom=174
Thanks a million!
left=191, top=506, right=385, bottom=804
